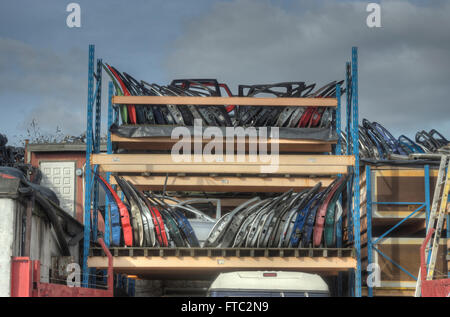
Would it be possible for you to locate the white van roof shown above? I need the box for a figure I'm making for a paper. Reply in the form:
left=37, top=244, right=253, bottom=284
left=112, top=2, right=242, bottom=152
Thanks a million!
left=209, top=271, right=329, bottom=292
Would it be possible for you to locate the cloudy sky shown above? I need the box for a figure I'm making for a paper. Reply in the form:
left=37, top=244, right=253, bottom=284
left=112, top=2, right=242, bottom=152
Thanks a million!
left=0, top=0, right=449, bottom=145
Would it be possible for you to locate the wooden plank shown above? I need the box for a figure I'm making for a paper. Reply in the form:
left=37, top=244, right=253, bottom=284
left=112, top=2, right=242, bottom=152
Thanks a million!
left=112, top=134, right=336, bottom=145
left=112, top=96, right=337, bottom=107
left=362, top=287, right=415, bottom=297
left=111, top=134, right=334, bottom=153
left=91, top=154, right=355, bottom=166
left=375, top=238, right=447, bottom=245
left=88, top=256, right=356, bottom=273
left=93, top=153, right=353, bottom=175
left=373, top=211, right=426, bottom=219
left=98, top=164, right=348, bottom=175
left=97, top=247, right=353, bottom=258
left=111, top=175, right=335, bottom=192
left=378, top=281, right=417, bottom=288
left=374, top=169, right=439, bottom=177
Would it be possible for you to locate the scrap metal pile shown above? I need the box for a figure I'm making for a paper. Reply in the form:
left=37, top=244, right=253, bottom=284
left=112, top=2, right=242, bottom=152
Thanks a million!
left=205, top=175, right=347, bottom=248
left=98, top=174, right=214, bottom=248
left=235, top=80, right=343, bottom=128
left=341, top=120, right=450, bottom=159
left=0, top=133, right=24, bottom=167
left=0, top=133, right=47, bottom=188
left=104, top=63, right=343, bottom=128
left=99, top=174, right=348, bottom=248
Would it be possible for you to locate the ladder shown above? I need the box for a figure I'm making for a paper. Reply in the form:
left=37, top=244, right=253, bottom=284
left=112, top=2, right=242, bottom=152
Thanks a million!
left=414, top=155, right=450, bottom=296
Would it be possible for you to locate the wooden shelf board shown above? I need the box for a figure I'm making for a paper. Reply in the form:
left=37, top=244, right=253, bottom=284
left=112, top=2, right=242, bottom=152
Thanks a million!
left=373, top=211, right=427, bottom=218
left=372, top=168, right=439, bottom=177
left=98, top=164, right=349, bottom=175
left=92, top=153, right=354, bottom=166
left=111, top=134, right=335, bottom=153
left=112, top=96, right=337, bottom=107
left=93, top=154, right=354, bottom=175
left=111, top=175, right=335, bottom=192
left=88, top=256, right=356, bottom=277
left=362, top=287, right=415, bottom=297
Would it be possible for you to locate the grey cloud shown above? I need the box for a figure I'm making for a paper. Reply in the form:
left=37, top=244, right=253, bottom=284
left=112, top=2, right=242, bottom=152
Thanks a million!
left=0, top=37, right=98, bottom=139
left=20, top=98, right=85, bottom=136
left=165, top=0, right=450, bottom=138
left=0, top=0, right=217, bottom=143
left=0, top=38, right=85, bottom=97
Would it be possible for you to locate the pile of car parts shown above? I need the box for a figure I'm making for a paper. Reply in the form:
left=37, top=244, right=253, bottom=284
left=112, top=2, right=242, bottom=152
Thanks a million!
left=99, top=174, right=348, bottom=248
left=0, top=133, right=45, bottom=187
left=98, top=175, right=215, bottom=247
left=0, top=133, right=24, bottom=167
left=205, top=175, right=348, bottom=248
left=340, top=120, right=449, bottom=160
left=236, top=80, right=344, bottom=128
left=104, top=63, right=343, bottom=128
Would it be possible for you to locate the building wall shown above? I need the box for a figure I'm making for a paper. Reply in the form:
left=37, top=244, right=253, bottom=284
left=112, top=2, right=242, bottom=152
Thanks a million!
left=0, top=197, right=81, bottom=296
left=0, top=199, right=21, bottom=297
left=29, top=204, right=80, bottom=283
left=30, top=152, right=85, bottom=223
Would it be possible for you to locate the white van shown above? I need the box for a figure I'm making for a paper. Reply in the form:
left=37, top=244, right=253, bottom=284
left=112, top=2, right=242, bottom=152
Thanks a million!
left=207, top=271, right=330, bottom=297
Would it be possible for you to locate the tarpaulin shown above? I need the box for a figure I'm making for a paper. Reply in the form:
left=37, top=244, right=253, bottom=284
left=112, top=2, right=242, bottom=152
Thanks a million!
left=110, top=124, right=338, bottom=142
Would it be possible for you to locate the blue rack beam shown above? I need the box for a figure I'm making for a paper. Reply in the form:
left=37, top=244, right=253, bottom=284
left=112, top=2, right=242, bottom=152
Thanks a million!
left=366, top=166, right=373, bottom=297
left=82, top=45, right=95, bottom=287
left=345, top=61, right=354, bottom=245
left=424, top=165, right=431, bottom=230
left=92, top=58, right=102, bottom=243
left=345, top=59, right=355, bottom=297
left=82, top=46, right=103, bottom=287
left=351, top=47, right=362, bottom=297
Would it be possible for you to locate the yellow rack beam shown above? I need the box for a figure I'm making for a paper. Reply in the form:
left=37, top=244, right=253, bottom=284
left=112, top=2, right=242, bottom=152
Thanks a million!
left=92, top=154, right=354, bottom=166
left=92, top=154, right=354, bottom=175
left=88, top=256, right=356, bottom=276
left=111, top=175, right=334, bottom=192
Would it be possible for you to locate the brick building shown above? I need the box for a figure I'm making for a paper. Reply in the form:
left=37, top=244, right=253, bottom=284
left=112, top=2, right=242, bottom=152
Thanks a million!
left=25, top=142, right=106, bottom=223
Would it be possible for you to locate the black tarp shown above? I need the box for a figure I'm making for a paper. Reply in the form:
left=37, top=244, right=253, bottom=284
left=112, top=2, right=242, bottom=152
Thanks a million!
left=110, top=124, right=338, bottom=142
left=361, top=158, right=440, bottom=167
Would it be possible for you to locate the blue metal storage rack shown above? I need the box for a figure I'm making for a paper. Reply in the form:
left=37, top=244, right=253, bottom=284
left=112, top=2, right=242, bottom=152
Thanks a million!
left=365, top=165, right=432, bottom=296
left=82, top=45, right=101, bottom=287
left=82, top=45, right=362, bottom=296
